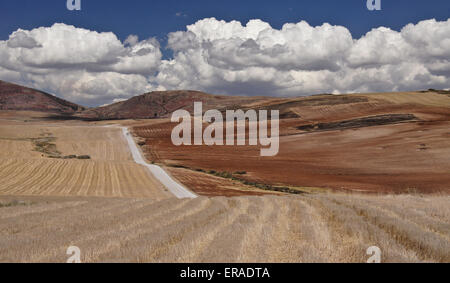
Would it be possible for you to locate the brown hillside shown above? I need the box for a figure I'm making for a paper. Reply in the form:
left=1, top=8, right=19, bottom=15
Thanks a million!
left=80, top=90, right=272, bottom=120
left=0, top=80, right=85, bottom=114
left=134, top=90, right=450, bottom=194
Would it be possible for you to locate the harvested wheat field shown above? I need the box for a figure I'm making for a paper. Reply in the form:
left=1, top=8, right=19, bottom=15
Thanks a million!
left=0, top=121, right=168, bottom=198
left=0, top=90, right=449, bottom=264
left=0, top=193, right=448, bottom=263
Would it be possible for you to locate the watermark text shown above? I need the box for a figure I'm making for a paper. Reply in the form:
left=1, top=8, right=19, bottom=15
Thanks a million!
left=67, top=0, right=81, bottom=11
left=367, top=0, right=381, bottom=11
left=171, top=102, right=279, bottom=157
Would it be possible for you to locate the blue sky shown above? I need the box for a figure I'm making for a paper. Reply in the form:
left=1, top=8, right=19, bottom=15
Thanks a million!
left=1, top=0, right=449, bottom=58
left=0, top=0, right=449, bottom=106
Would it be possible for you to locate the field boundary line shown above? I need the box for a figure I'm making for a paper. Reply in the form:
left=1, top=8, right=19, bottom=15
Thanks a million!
left=119, top=126, right=197, bottom=199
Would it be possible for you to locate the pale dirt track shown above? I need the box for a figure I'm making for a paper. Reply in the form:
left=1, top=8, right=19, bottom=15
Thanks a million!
left=120, top=127, right=197, bottom=199
left=0, top=193, right=448, bottom=263
left=0, top=123, right=169, bottom=199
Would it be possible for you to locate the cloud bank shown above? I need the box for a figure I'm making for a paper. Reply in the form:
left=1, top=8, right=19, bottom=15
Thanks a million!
left=0, top=18, right=449, bottom=106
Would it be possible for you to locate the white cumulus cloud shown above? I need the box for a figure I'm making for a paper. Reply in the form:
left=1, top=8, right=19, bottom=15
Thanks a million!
left=156, top=18, right=450, bottom=97
left=0, top=23, right=161, bottom=106
left=0, top=18, right=449, bottom=106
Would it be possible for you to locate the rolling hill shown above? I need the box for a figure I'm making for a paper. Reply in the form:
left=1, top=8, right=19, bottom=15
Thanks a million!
left=79, top=90, right=271, bottom=120
left=0, top=80, right=85, bottom=114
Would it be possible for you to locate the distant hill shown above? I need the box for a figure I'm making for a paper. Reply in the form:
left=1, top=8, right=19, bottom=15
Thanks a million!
left=79, top=90, right=270, bottom=120
left=79, top=88, right=450, bottom=121
left=2, top=79, right=450, bottom=122
left=0, top=80, right=85, bottom=114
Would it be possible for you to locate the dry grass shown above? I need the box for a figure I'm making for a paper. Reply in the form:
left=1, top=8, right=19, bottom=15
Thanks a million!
left=0, top=123, right=133, bottom=161
left=0, top=193, right=448, bottom=263
left=0, top=158, right=167, bottom=198
left=51, top=126, right=133, bottom=161
left=0, top=122, right=169, bottom=198
left=1, top=115, right=448, bottom=263
left=365, top=91, right=450, bottom=108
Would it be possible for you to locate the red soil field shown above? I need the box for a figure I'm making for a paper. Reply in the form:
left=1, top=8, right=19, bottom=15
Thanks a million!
left=133, top=91, right=450, bottom=194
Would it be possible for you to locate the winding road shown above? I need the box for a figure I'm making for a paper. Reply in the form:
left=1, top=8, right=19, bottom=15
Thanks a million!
left=120, top=127, right=197, bottom=199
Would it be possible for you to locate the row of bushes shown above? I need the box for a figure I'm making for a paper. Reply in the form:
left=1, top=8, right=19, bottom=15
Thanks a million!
left=32, top=136, right=91, bottom=160
left=0, top=200, right=30, bottom=208
left=169, top=164, right=302, bottom=195
left=237, top=179, right=302, bottom=195
left=198, top=168, right=302, bottom=195
left=49, top=155, right=91, bottom=160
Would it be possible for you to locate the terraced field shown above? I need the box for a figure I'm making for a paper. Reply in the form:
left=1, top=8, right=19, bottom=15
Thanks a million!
left=0, top=193, right=448, bottom=263
left=0, top=122, right=168, bottom=198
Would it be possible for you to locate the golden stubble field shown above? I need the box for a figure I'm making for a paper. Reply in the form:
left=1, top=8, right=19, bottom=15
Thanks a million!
left=0, top=110, right=449, bottom=263
left=0, top=193, right=448, bottom=263
left=0, top=120, right=169, bottom=198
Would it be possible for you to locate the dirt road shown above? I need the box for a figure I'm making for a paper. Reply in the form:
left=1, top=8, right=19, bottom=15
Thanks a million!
left=120, top=127, right=197, bottom=199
